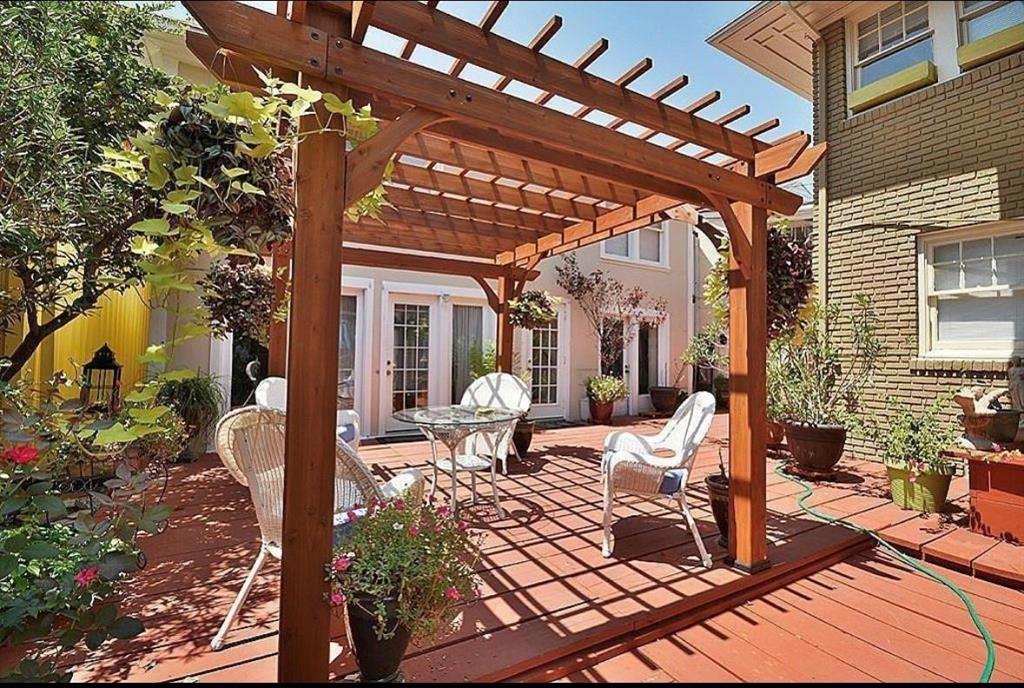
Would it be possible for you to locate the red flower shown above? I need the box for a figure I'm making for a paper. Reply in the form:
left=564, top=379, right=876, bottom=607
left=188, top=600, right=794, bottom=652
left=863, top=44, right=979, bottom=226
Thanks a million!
left=345, top=510, right=360, bottom=523
left=330, top=592, right=346, bottom=607
left=445, top=587, right=462, bottom=601
left=457, top=520, right=469, bottom=531
left=332, top=556, right=352, bottom=573
left=74, top=565, right=100, bottom=588
left=2, top=445, right=39, bottom=465
left=408, top=525, right=420, bottom=537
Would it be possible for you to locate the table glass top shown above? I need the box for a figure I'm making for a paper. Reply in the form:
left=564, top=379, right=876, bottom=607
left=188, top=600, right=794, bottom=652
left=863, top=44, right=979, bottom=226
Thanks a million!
left=392, top=404, right=521, bottom=427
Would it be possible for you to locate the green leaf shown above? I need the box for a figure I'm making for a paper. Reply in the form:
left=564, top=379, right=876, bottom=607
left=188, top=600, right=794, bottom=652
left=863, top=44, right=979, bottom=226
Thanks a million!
left=0, top=495, right=28, bottom=515
left=123, top=387, right=158, bottom=403
left=85, top=629, right=107, bottom=651
left=220, top=165, right=248, bottom=179
left=129, top=218, right=174, bottom=236
left=322, top=92, right=356, bottom=116
left=21, top=541, right=61, bottom=560
left=107, top=616, right=144, bottom=640
left=158, top=368, right=197, bottom=382
left=31, top=494, right=67, bottom=518
left=91, top=423, right=138, bottom=447
left=0, top=554, right=17, bottom=579
left=127, top=405, right=171, bottom=424
left=239, top=182, right=266, bottom=196
left=129, top=236, right=160, bottom=256
left=159, top=201, right=192, bottom=216
left=280, top=81, right=322, bottom=103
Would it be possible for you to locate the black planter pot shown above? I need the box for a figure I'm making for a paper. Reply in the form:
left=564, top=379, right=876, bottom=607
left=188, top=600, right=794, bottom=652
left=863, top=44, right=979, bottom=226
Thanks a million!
left=705, top=474, right=730, bottom=548
left=513, top=420, right=535, bottom=457
left=346, top=597, right=412, bottom=682
left=649, top=386, right=683, bottom=414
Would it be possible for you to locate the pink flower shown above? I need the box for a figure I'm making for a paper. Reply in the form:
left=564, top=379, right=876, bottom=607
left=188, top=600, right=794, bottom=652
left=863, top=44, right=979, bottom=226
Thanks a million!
left=445, top=587, right=461, bottom=601
left=3, top=445, right=39, bottom=465
left=457, top=520, right=469, bottom=532
left=393, top=498, right=406, bottom=511
left=332, top=556, right=352, bottom=573
left=408, top=525, right=420, bottom=537
left=437, top=506, right=451, bottom=518
left=345, top=510, right=360, bottom=523
left=74, top=565, right=99, bottom=588
left=330, top=592, right=346, bottom=607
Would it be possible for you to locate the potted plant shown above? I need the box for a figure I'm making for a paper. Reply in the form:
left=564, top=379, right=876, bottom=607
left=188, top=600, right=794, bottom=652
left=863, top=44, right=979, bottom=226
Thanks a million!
left=649, top=358, right=689, bottom=414
left=586, top=375, right=628, bottom=424
left=775, top=295, right=882, bottom=476
left=325, top=500, right=480, bottom=682
left=157, top=372, right=224, bottom=461
left=0, top=379, right=175, bottom=681
left=704, top=448, right=730, bottom=547
left=877, top=399, right=960, bottom=513
left=765, top=339, right=788, bottom=447
left=507, top=290, right=561, bottom=330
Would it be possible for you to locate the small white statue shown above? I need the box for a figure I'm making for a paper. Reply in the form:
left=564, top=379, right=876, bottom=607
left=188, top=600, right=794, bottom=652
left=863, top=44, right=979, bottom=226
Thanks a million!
left=1009, top=356, right=1024, bottom=412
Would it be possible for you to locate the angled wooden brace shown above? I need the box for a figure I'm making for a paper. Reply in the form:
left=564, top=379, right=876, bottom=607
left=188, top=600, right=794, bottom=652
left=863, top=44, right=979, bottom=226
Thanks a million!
left=707, top=193, right=750, bottom=279
left=344, top=106, right=450, bottom=208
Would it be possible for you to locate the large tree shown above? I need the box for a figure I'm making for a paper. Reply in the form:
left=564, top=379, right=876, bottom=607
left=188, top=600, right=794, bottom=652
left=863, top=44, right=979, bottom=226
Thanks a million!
left=0, top=1, right=173, bottom=380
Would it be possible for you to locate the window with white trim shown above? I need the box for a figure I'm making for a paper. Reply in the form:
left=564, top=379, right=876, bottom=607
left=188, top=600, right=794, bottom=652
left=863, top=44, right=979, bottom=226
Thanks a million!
left=920, top=224, right=1024, bottom=358
left=854, top=1, right=933, bottom=88
left=600, top=223, right=668, bottom=267
left=958, top=0, right=1024, bottom=43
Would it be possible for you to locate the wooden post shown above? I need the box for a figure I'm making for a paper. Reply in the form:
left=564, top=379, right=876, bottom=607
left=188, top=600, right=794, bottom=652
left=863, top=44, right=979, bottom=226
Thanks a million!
left=495, top=273, right=514, bottom=372
left=278, top=5, right=347, bottom=682
left=724, top=193, right=769, bottom=573
left=267, top=248, right=289, bottom=377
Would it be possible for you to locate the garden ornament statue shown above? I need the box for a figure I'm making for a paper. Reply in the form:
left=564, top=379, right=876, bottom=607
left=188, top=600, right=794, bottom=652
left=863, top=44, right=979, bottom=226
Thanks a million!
left=954, top=380, right=1020, bottom=449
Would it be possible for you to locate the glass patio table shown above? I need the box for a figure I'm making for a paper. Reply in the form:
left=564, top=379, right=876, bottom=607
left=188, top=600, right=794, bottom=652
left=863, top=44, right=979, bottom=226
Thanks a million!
left=392, top=404, right=520, bottom=517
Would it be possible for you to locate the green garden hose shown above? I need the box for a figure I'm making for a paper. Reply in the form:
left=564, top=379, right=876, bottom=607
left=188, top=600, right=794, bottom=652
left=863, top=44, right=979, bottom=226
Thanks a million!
left=775, top=465, right=996, bottom=682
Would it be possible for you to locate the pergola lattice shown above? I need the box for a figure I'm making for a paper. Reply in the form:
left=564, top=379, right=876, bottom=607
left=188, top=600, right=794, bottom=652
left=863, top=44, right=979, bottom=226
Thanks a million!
left=184, top=0, right=828, bottom=680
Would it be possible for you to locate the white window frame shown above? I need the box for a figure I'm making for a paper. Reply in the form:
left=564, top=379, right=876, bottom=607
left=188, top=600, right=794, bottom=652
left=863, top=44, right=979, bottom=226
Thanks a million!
left=599, top=221, right=671, bottom=270
left=341, top=276, right=374, bottom=434
left=917, top=221, right=1024, bottom=360
left=957, top=0, right=1024, bottom=44
left=850, top=1, right=934, bottom=89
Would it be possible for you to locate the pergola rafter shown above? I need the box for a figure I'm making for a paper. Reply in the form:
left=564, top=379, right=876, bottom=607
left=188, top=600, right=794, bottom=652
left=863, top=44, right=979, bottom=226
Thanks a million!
left=183, top=1, right=828, bottom=681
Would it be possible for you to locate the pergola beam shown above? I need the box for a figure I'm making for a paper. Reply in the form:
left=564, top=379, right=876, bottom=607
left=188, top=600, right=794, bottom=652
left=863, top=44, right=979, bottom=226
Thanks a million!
left=384, top=185, right=571, bottom=233
left=324, top=0, right=768, bottom=160
left=342, top=246, right=539, bottom=280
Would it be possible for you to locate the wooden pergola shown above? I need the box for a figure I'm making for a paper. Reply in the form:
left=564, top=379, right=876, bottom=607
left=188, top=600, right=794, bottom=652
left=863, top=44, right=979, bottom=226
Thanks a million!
left=184, top=0, right=827, bottom=680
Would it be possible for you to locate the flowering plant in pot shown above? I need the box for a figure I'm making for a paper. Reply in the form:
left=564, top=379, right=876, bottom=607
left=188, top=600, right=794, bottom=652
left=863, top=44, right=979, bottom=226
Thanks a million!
left=325, top=499, right=481, bottom=682
left=585, top=375, right=628, bottom=424
left=876, top=399, right=960, bottom=513
left=773, top=295, right=882, bottom=476
left=507, top=290, right=561, bottom=330
left=0, top=379, right=175, bottom=681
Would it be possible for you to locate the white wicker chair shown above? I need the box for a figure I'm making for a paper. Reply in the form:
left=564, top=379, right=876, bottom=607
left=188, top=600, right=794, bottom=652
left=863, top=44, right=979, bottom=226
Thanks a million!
left=601, top=391, right=717, bottom=568
left=209, top=407, right=423, bottom=651
left=255, top=376, right=361, bottom=448
left=460, top=372, right=531, bottom=475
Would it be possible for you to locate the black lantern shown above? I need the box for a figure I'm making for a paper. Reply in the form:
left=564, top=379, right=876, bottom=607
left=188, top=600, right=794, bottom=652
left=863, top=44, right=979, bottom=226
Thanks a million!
left=81, top=344, right=122, bottom=413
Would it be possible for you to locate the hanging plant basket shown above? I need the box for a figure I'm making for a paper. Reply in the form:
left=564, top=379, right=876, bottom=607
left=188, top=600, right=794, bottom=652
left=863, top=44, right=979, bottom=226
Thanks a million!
left=507, top=291, right=561, bottom=330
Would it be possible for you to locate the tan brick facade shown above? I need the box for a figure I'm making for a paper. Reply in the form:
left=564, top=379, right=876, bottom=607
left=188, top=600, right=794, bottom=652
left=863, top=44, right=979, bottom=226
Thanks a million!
left=814, top=20, right=1024, bottom=457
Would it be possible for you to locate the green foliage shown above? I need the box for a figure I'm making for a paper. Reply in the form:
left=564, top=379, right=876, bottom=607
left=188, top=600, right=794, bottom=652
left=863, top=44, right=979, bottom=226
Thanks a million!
left=326, top=500, right=481, bottom=645
left=0, top=1, right=174, bottom=380
left=681, top=325, right=726, bottom=371
left=156, top=373, right=223, bottom=443
left=772, top=295, right=884, bottom=426
left=0, top=379, right=175, bottom=680
left=876, top=398, right=960, bottom=476
left=467, top=342, right=531, bottom=386
left=585, top=375, right=628, bottom=404
left=506, top=290, right=561, bottom=329
left=199, top=260, right=283, bottom=344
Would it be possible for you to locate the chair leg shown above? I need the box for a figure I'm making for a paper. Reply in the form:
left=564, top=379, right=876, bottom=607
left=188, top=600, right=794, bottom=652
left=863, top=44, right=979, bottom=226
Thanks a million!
left=211, top=546, right=268, bottom=650
left=428, top=438, right=439, bottom=503
left=490, top=457, right=505, bottom=519
left=601, top=480, right=614, bottom=558
left=677, top=493, right=713, bottom=569
left=470, top=471, right=478, bottom=505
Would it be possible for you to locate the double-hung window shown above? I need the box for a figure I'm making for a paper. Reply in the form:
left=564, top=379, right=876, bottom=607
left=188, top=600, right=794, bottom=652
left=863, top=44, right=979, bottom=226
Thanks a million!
left=920, top=224, right=1024, bottom=359
left=958, top=0, right=1024, bottom=43
left=854, top=1, right=933, bottom=88
left=601, top=223, right=668, bottom=268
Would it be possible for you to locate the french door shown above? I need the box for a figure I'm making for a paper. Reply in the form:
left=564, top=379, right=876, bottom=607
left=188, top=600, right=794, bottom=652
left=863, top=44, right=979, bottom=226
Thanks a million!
left=382, top=295, right=439, bottom=433
left=522, top=305, right=569, bottom=418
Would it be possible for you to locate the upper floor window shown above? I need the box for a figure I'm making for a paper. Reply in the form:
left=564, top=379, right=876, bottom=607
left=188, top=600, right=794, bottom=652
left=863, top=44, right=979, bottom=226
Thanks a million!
left=959, top=1, right=1024, bottom=43
left=855, top=1, right=932, bottom=88
left=919, top=224, right=1024, bottom=359
left=600, top=223, right=668, bottom=267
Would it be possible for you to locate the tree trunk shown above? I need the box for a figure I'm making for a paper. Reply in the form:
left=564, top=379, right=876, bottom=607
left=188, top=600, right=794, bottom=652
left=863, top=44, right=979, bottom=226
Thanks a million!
left=1, top=328, right=46, bottom=382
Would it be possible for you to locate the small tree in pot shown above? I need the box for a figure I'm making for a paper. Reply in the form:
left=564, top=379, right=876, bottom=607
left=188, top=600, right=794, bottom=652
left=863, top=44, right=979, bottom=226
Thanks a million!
left=876, top=399, right=960, bottom=513
left=774, top=295, right=883, bottom=476
left=325, top=499, right=481, bottom=682
left=585, top=375, right=628, bottom=424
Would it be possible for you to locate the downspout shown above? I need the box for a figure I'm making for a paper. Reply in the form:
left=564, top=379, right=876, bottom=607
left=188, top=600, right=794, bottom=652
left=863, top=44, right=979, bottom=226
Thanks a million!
left=782, top=1, right=828, bottom=306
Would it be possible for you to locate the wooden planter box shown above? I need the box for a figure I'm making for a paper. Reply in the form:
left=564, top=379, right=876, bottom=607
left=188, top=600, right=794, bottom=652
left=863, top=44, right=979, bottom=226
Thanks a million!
left=964, top=446, right=1024, bottom=544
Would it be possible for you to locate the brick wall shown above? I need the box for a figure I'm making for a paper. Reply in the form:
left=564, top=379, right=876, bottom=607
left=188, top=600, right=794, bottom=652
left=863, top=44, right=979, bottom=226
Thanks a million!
left=815, top=19, right=1024, bottom=457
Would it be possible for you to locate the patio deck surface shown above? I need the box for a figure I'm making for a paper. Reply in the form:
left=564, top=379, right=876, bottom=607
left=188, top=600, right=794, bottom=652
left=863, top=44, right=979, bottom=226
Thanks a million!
left=65, top=414, right=1020, bottom=682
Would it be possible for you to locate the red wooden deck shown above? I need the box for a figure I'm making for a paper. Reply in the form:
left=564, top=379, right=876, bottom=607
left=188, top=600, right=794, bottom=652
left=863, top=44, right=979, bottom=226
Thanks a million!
left=63, top=414, right=1019, bottom=682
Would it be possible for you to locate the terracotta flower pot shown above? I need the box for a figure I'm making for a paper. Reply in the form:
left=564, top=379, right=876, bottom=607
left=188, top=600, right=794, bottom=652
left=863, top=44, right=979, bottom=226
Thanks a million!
left=649, top=386, right=682, bottom=414
left=704, top=474, right=730, bottom=547
left=784, top=421, right=847, bottom=475
left=767, top=420, right=786, bottom=447
left=588, top=398, right=615, bottom=424
left=346, top=596, right=412, bottom=682
left=887, top=464, right=954, bottom=513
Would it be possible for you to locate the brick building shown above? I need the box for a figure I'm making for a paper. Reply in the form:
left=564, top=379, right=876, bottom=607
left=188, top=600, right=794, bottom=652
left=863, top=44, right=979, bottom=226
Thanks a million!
left=711, top=1, right=1024, bottom=455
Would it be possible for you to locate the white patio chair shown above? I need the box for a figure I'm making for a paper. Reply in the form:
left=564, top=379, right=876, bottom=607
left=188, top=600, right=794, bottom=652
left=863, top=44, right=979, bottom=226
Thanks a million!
left=601, top=391, right=717, bottom=568
left=255, top=376, right=361, bottom=448
left=460, top=372, right=532, bottom=475
left=209, top=407, right=423, bottom=651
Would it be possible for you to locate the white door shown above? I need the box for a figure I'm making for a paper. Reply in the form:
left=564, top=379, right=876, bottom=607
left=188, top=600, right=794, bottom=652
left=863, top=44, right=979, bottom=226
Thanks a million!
left=382, top=295, right=439, bottom=433
left=522, top=306, right=569, bottom=419
left=628, top=320, right=665, bottom=414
